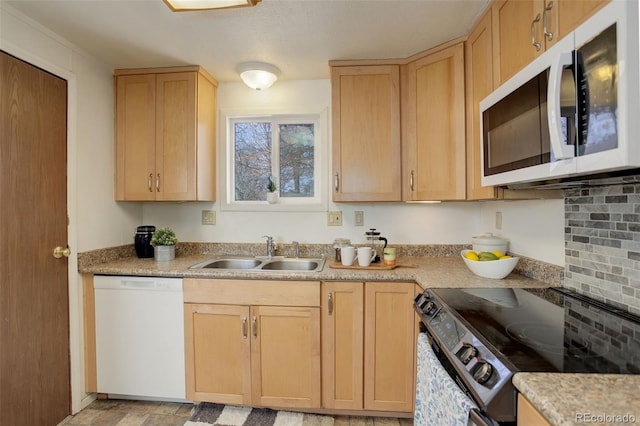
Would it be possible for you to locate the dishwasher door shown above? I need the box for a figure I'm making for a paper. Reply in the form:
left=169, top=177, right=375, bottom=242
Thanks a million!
left=94, top=275, right=185, bottom=399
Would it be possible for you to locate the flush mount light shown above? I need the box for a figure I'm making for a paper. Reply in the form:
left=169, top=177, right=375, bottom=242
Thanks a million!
left=237, top=62, right=280, bottom=90
left=163, top=0, right=261, bottom=12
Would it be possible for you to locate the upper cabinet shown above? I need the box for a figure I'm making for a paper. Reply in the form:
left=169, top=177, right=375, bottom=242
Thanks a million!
left=115, top=66, right=217, bottom=201
left=402, top=42, right=466, bottom=201
left=466, top=9, right=501, bottom=200
left=331, top=65, right=402, bottom=202
left=493, top=0, right=610, bottom=86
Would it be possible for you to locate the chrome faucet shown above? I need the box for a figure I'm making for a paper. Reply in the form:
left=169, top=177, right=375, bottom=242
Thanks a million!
left=262, top=235, right=277, bottom=258
left=293, top=241, right=300, bottom=258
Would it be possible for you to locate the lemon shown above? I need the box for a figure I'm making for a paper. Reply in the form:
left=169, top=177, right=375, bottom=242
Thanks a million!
left=499, top=255, right=512, bottom=260
left=492, top=250, right=504, bottom=258
left=464, top=251, right=479, bottom=261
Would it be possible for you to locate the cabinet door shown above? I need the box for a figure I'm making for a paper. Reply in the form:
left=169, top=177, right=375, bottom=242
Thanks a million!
left=155, top=72, right=197, bottom=201
left=554, top=0, right=609, bottom=44
left=321, top=282, right=364, bottom=410
left=184, top=304, right=251, bottom=405
left=466, top=10, right=500, bottom=200
left=115, top=74, right=156, bottom=200
left=493, top=0, right=540, bottom=85
left=403, top=43, right=466, bottom=201
left=363, top=282, right=415, bottom=412
left=331, top=65, right=402, bottom=202
left=250, top=306, right=321, bottom=409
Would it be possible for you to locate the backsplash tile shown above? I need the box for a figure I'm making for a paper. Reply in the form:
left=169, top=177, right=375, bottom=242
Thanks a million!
left=564, top=182, right=640, bottom=316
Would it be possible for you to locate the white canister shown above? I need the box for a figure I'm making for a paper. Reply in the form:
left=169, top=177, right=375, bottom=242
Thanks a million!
left=471, top=233, right=508, bottom=253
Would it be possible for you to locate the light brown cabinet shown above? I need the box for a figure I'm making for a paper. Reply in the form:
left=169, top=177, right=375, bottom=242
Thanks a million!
left=466, top=9, right=501, bottom=200
left=402, top=43, right=466, bottom=201
left=115, top=66, right=217, bottom=201
left=321, top=281, right=415, bottom=413
left=492, top=0, right=609, bottom=86
left=330, top=65, right=402, bottom=202
left=184, top=279, right=321, bottom=409
left=517, top=394, right=551, bottom=426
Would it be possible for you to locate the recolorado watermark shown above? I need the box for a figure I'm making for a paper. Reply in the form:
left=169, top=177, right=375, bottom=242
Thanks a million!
left=575, top=412, right=637, bottom=423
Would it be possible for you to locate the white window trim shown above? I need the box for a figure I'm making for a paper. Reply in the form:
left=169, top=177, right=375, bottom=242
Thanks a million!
left=219, top=107, right=329, bottom=212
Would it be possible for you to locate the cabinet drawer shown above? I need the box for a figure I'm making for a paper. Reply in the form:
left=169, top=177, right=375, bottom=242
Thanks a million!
left=184, top=279, right=320, bottom=306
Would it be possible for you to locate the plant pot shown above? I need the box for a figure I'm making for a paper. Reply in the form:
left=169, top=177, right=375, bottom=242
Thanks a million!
left=155, top=245, right=175, bottom=262
left=266, top=192, right=278, bottom=204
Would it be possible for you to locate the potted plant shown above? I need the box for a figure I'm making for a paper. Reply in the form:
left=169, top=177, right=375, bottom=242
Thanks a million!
left=151, top=227, right=178, bottom=261
left=266, top=175, right=278, bottom=204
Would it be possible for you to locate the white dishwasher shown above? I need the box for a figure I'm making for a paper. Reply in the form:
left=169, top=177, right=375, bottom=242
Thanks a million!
left=94, top=275, right=186, bottom=400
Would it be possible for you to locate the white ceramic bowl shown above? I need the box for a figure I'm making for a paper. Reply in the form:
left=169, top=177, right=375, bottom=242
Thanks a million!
left=461, top=249, right=519, bottom=279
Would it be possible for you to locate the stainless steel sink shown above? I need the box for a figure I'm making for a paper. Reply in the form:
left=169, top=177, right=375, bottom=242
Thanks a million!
left=260, top=259, right=323, bottom=271
left=195, top=258, right=263, bottom=269
left=190, top=256, right=325, bottom=272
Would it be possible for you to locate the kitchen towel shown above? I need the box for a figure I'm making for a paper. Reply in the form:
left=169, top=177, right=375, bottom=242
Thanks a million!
left=415, top=332, right=478, bottom=426
left=184, top=402, right=334, bottom=426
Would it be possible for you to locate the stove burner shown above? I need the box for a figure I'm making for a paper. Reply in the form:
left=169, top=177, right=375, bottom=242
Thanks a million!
left=505, top=322, right=610, bottom=359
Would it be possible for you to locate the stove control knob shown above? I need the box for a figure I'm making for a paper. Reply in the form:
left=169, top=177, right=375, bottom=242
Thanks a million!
left=472, top=360, right=493, bottom=384
left=422, top=300, right=437, bottom=316
left=456, top=343, right=477, bottom=365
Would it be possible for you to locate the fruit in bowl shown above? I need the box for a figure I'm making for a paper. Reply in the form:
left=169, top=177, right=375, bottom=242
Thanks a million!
left=461, top=249, right=519, bottom=279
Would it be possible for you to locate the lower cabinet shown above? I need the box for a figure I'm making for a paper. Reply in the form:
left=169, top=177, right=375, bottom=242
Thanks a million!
left=184, top=279, right=321, bottom=409
left=322, top=281, right=416, bottom=413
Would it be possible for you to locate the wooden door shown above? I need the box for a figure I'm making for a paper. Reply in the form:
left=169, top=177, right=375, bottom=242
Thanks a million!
left=363, top=282, right=415, bottom=413
left=493, top=0, right=539, bottom=85
left=331, top=65, right=401, bottom=202
left=321, top=282, right=364, bottom=410
left=115, top=73, right=156, bottom=200
left=0, top=50, right=70, bottom=425
left=250, top=306, right=321, bottom=409
left=554, top=0, right=609, bottom=43
left=466, top=10, right=500, bottom=200
left=184, top=304, right=252, bottom=405
left=403, top=43, right=466, bottom=201
left=155, top=72, right=197, bottom=201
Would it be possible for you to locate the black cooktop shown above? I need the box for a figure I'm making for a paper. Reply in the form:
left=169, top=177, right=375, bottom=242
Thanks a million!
left=431, top=287, right=640, bottom=375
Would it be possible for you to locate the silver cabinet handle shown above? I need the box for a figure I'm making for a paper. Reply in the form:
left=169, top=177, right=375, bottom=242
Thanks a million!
left=251, top=316, right=257, bottom=338
left=531, top=13, right=542, bottom=51
left=242, top=317, right=248, bottom=339
left=334, top=173, right=340, bottom=192
left=410, top=170, right=415, bottom=191
left=543, top=1, right=554, bottom=41
left=156, top=173, right=160, bottom=192
left=148, top=173, right=153, bottom=192
left=328, top=292, right=333, bottom=316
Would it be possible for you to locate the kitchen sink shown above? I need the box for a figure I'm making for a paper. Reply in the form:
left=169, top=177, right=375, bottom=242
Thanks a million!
left=190, top=256, right=326, bottom=272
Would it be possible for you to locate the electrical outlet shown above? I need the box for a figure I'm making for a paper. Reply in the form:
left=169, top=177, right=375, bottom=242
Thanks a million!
left=495, top=211, right=502, bottom=230
left=355, top=211, right=364, bottom=226
left=202, top=210, right=216, bottom=225
left=327, top=211, right=343, bottom=226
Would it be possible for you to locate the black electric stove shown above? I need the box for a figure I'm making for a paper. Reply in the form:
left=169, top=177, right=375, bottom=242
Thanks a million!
left=414, top=287, right=640, bottom=423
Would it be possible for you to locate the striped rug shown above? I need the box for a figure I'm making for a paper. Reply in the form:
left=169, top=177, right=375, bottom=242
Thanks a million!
left=185, top=403, right=335, bottom=426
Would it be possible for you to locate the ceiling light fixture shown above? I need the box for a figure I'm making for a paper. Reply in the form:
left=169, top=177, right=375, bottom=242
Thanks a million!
left=237, top=62, right=280, bottom=90
left=163, top=0, right=261, bottom=12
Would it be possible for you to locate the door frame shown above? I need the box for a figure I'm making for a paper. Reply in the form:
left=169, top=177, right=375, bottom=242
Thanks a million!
left=0, top=42, right=83, bottom=413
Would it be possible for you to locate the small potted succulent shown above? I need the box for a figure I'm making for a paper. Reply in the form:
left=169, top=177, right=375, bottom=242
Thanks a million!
left=266, top=175, right=278, bottom=204
left=151, top=227, right=178, bottom=261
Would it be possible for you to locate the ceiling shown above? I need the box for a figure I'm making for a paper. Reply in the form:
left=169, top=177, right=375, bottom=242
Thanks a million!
left=5, top=0, right=490, bottom=83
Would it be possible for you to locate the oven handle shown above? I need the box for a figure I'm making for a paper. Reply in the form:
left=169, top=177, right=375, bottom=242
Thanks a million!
left=467, top=408, right=499, bottom=426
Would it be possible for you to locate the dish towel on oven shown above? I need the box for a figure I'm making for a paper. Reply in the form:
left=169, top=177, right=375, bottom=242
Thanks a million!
left=415, top=333, right=478, bottom=426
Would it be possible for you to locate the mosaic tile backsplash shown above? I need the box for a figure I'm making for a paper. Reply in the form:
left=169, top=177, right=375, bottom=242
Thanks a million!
left=564, top=181, right=640, bottom=316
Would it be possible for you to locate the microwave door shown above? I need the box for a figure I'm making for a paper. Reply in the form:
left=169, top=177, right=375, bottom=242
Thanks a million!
left=576, top=24, right=618, bottom=157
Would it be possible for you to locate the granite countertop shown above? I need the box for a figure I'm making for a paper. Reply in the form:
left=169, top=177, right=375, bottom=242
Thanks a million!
left=514, top=373, right=640, bottom=425
left=78, top=252, right=551, bottom=290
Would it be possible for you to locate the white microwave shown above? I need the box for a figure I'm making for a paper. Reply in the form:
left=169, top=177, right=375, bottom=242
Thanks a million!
left=480, top=0, right=640, bottom=187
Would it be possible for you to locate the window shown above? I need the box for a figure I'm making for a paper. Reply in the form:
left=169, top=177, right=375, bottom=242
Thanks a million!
left=222, top=112, right=327, bottom=211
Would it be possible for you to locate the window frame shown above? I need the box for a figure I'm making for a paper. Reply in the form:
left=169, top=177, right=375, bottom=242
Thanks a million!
left=220, top=108, right=328, bottom=212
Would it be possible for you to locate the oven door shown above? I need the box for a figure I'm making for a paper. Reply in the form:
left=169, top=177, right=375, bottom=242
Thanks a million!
left=416, top=332, right=499, bottom=426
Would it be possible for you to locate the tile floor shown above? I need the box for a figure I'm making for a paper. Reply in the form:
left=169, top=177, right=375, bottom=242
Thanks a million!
left=60, top=399, right=414, bottom=426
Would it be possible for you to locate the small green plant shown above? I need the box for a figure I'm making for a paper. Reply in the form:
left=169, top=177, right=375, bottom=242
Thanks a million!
left=267, top=176, right=278, bottom=193
left=151, top=227, right=178, bottom=246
